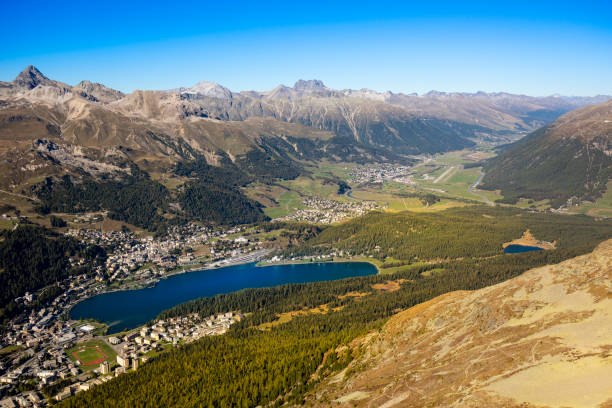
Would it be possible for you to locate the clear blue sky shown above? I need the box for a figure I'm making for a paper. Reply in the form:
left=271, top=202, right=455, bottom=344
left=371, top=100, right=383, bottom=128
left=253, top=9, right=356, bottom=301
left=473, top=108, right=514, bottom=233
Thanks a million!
left=1, top=0, right=611, bottom=96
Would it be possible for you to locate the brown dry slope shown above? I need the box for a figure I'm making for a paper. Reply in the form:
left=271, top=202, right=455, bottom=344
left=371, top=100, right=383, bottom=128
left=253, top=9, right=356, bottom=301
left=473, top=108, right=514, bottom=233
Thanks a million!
left=310, top=239, right=612, bottom=408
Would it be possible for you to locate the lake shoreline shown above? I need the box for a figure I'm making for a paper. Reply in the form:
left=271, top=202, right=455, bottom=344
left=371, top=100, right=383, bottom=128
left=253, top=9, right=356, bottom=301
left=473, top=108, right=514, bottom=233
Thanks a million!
left=256, top=257, right=381, bottom=272
left=71, top=260, right=378, bottom=333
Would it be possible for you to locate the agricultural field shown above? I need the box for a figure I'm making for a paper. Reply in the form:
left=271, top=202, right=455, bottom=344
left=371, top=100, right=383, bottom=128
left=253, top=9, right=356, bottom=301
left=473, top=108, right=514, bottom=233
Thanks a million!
left=407, top=150, right=502, bottom=204
left=568, top=181, right=612, bottom=217
left=246, top=148, right=504, bottom=221
left=263, top=190, right=305, bottom=218
left=278, top=176, right=345, bottom=199
left=308, top=160, right=354, bottom=180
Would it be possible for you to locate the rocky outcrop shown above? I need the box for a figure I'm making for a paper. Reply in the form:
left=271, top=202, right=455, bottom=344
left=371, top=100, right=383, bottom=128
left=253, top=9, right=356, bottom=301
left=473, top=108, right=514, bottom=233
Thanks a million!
left=73, top=80, right=124, bottom=103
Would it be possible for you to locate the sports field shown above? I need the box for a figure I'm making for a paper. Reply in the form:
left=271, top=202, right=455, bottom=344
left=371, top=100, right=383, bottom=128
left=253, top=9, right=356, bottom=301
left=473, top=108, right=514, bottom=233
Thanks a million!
left=66, top=339, right=117, bottom=370
left=72, top=346, right=107, bottom=365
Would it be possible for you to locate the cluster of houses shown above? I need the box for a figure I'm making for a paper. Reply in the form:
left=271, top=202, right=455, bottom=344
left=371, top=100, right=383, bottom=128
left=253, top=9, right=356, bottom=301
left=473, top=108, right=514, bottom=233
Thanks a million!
left=51, top=312, right=241, bottom=404
left=65, top=224, right=264, bottom=288
left=0, top=310, right=242, bottom=407
left=0, top=321, right=105, bottom=407
left=348, top=163, right=416, bottom=185
left=0, top=270, right=110, bottom=398
left=266, top=250, right=351, bottom=265
left=118, top=311, right=240, bottom=356
left=275, top=196, right=377, bottom=224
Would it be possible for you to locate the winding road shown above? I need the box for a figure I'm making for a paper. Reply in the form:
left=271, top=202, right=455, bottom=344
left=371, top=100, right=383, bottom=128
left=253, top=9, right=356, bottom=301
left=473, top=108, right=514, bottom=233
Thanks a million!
left=469, top=171, right=494, bottom=206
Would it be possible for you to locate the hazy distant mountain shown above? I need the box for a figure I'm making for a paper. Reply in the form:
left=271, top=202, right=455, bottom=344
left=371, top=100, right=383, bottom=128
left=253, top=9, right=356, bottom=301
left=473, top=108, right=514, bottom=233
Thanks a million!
left=386, top=91, right=610, bottom=133
left=482, top=98, right=612, bottom=207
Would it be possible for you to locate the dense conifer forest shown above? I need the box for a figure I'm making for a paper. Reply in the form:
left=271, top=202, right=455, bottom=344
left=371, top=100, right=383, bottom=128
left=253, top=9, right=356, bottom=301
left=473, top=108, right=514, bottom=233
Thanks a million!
left=283, top=206, right=611, bottom=260
left=0, top=226, right=106, bottom=322
left=59, top=208, right=612, bottom=407
left=482, top=128, right=612, bottom=206
left=178, top=180, right=268, bottom=225
left=33, top=173, right=169, bottom=231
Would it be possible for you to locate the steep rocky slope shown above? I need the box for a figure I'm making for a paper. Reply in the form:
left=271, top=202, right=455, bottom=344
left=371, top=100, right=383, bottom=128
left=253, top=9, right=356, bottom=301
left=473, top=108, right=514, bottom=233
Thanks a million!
left=310, top=239, right=612, bottom=408
left=2, top=66, right=607, bottom=162
left=0, top=66, right=608, bottom=207
left=482, top=98, right=612, bottom=207
left=0, top=67, right=403, bottom=192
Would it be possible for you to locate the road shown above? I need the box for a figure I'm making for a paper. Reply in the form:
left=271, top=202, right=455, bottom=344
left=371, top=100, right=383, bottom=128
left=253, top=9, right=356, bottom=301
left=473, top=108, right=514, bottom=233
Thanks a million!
left=469, top=171, right=494, bottom=206
left=0, top=189, right=40, bottom=202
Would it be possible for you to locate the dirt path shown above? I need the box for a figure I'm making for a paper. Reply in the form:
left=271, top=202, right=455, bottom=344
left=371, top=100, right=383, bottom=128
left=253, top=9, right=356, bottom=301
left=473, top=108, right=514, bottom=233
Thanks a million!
left=0, top=189, right=40, bottom=202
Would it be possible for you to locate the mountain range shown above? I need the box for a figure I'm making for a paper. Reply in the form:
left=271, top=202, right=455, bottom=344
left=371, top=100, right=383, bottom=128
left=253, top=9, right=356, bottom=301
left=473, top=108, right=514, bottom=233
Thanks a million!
left=0, top=65, right=610, bottom=222
left=482, top=98, right=612, bottom=207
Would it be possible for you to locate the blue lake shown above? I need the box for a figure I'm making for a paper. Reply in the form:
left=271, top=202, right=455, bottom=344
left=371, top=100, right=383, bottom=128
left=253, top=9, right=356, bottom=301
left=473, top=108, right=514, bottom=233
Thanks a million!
left=504, top=244, right=544, bottom=254
left=70, top=262, right=377, bottom=333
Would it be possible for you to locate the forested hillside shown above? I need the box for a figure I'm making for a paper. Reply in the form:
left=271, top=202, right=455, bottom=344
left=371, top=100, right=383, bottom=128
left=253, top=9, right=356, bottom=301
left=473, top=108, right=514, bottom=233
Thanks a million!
left=481, top=99, right=612, bottom=207
left=32, top=158, right=271, bottom=231
left=34, top=173, right=169, bottom=231
left=283, top=206, right=610, bottom=261
left=58, top=208, right=612, bottom=407
left=0, top=226, right=105, bottom=321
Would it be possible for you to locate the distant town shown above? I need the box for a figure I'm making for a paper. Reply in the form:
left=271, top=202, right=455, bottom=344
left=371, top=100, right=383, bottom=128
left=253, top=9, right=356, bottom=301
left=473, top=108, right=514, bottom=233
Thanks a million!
left=348, top=163, right=419, bottom=185
left=0, top=223, right=269, bottom=407
left=274, top=196, right=377, bottom=224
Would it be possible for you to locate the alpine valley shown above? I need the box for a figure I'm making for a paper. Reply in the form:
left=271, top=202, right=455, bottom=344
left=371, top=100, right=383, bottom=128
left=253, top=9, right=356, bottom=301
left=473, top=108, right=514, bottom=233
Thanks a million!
left=1, top=65, right=612, bottom=408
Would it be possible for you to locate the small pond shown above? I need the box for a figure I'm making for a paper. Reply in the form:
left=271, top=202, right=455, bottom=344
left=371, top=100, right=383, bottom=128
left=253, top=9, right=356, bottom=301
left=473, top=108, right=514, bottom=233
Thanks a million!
left=504, top=244, right=544, bottom=254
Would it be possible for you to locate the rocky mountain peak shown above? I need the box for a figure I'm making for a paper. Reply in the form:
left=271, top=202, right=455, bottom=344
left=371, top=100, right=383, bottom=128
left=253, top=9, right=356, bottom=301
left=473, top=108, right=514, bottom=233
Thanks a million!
left=73, top=80, right=124, bottom=103
left=185, top=81, right=232, bottom=99
left=13, top=65, right=53, bottom=90
left=293, top=79, right=326, bottom=92
left=424, top=90, right=448, bottom=97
